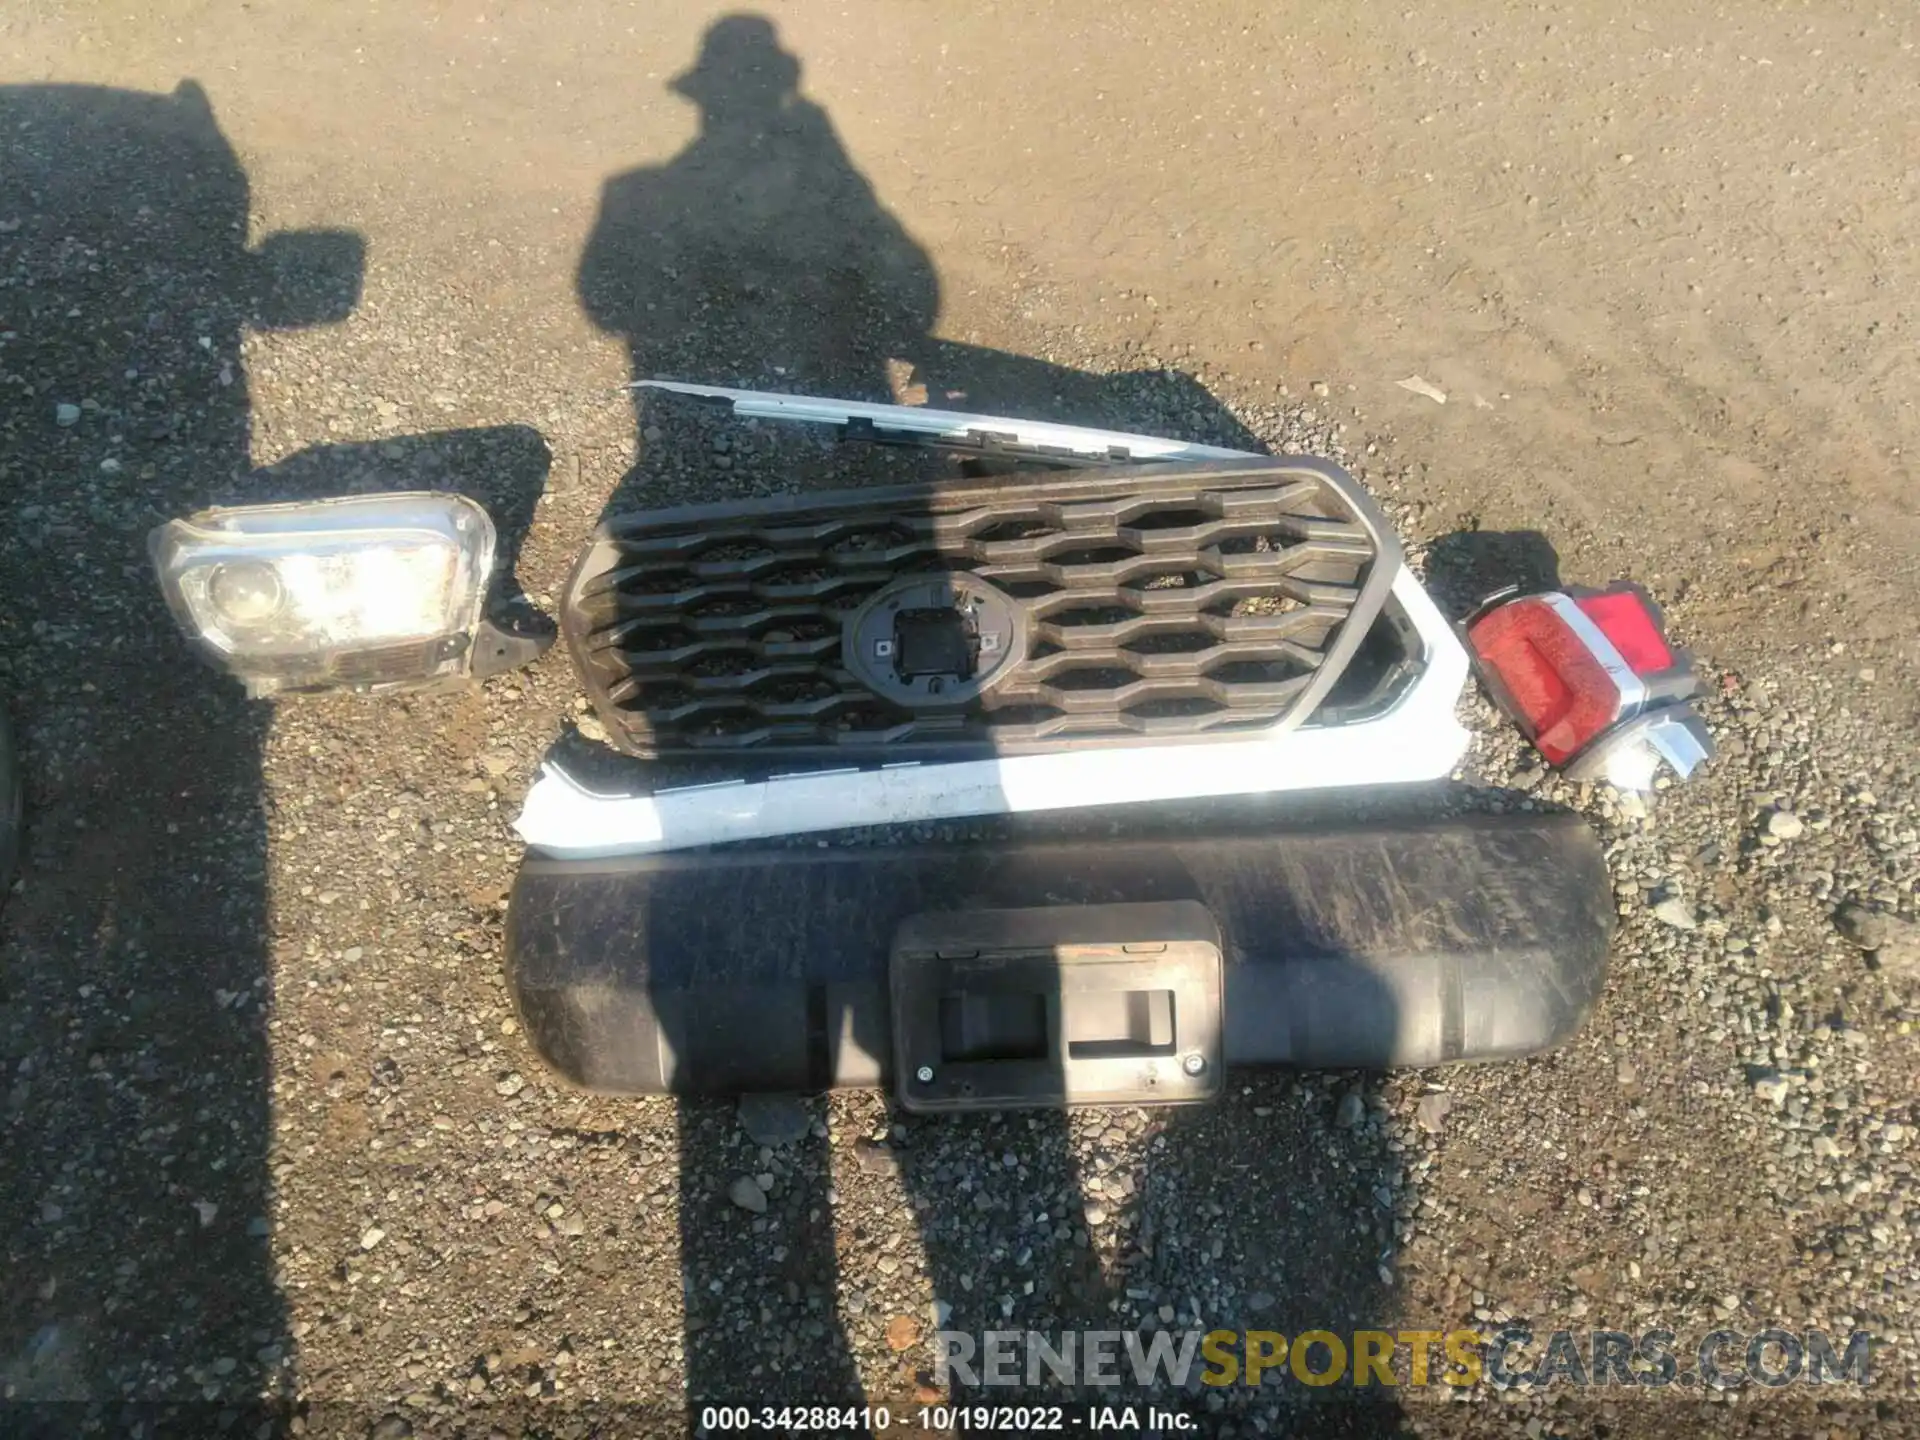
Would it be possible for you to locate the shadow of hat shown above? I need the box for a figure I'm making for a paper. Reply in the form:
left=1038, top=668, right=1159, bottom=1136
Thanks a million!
left=670, top=14, right=803, bottom=105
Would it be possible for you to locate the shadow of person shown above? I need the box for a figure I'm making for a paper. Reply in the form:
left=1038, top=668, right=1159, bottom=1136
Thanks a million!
left=0, top=83, right=549, bottom=1436
left=578, top=25, right=931, bottom=1417
left=575, top=16, right=1407, bottom=1436
left=579, top=13, right=937, bottom=412
left=0, top=79, right=356, bottom=1428
left=578, top=11, right=1266, bottom=469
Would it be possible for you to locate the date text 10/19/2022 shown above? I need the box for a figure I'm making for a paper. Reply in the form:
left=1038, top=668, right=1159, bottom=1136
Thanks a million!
left=699, top=1406, right=1189, bottom=1433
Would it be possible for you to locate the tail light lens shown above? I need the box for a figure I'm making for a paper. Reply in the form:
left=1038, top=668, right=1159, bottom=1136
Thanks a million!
left=1571, top=589, right=1674, bottom=675
left=1467, top=583, right=1710, bottom=785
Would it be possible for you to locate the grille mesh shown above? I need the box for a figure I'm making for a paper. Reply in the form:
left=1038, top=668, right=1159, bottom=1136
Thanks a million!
left=564, top=462, right=1396, bottom=757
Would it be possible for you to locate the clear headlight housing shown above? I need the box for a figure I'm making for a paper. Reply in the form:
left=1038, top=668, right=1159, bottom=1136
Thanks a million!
left=150, top=493, right=497, bottom=696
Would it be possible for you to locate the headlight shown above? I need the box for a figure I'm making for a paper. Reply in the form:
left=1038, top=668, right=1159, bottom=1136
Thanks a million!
left=150, top=492, right=498, bottom=695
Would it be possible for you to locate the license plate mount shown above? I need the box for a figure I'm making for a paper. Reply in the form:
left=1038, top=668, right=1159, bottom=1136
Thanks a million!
left=890, top=901, right=1224, bottom=1112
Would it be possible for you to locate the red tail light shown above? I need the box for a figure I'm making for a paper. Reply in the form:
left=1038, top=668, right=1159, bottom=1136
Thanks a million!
left=1573, top=590, right=1674, bottom=675
left=1467, top=583, right=1707, bottom=782
left=1468, top=597, right=1634, bottom=764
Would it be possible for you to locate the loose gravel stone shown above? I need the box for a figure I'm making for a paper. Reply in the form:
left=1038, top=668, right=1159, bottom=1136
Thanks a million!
left=852, top=1139, right=901, bottom=1177
left=1652, top=897, right=1698, bottom=930
left=1752, top=1074, right=1790, bottom=1107
left=1767, top=809, right=1806, bottom=840
left=727, top=1176, right=769, bottom=1215
left=1835, top=901, right=1890, bottom=950
left=738, top=1093, right=811, bottom=1148
left=1835, top=901, right=1920, bottom=978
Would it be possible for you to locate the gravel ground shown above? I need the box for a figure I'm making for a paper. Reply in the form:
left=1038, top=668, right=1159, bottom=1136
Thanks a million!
left=5, top=3, right=1919, bottom=1438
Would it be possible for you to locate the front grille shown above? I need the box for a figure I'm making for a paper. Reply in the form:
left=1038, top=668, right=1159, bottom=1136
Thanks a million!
left=563, top=460, right=1398, bottom=758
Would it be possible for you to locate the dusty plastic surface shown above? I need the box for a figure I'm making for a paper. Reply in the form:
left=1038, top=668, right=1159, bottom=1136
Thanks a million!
left=506, top=812, right=1613, bottom=1094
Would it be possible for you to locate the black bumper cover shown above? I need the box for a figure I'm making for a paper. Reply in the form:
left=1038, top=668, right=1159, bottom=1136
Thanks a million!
left=505, top=812, right=1613, bottom=1094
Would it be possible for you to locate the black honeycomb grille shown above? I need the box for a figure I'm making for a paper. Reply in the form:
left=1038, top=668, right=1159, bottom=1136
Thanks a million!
left=563, top=461, right=1398, bottom=758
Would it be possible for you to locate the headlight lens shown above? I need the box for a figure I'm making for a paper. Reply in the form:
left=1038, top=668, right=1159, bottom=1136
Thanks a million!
left=151, top=492, right=496, bottom=694
left=205, top=560, right=287, bottom=628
